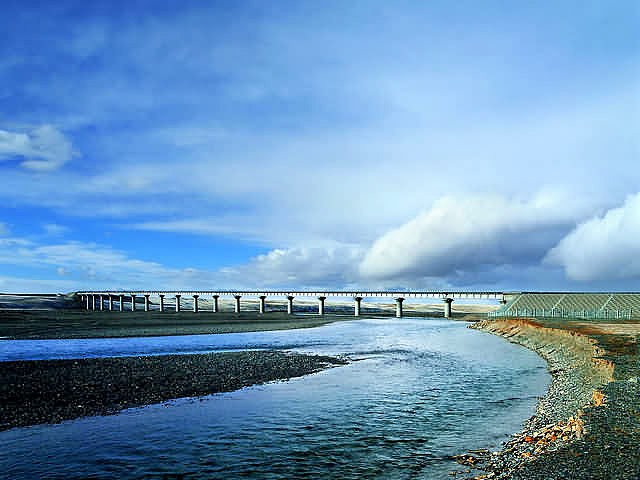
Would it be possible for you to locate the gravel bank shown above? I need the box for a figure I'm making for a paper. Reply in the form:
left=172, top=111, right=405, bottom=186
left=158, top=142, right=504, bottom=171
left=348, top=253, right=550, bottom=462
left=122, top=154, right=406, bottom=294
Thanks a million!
left=0, top=350, right=347, bottom=431
left=452, top=318, right=640, bottom=479
left=0, top=310, right=350, bottom=339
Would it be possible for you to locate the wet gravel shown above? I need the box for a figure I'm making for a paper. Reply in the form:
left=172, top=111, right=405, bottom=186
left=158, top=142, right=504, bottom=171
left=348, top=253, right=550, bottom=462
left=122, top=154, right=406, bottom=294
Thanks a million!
left=0, top=350, right=347, bottom=431
left=455, top=319, right=640, bottom=480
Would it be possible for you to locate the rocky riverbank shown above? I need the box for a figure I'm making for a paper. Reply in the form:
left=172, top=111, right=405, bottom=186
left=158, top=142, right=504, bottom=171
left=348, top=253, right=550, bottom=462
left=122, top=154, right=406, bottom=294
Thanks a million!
left=0, top=350, right=348, bottom=431
left=452, top=317, right=640, bottom=479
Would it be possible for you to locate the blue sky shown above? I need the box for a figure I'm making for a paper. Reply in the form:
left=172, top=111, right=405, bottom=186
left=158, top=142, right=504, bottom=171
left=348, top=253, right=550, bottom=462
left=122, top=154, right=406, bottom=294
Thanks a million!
left=0, top=0, right=638, bottom=292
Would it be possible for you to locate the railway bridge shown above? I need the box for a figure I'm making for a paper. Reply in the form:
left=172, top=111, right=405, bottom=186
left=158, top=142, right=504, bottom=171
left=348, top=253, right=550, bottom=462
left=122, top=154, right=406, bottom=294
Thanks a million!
left=76, top=290, right=505, bottom=318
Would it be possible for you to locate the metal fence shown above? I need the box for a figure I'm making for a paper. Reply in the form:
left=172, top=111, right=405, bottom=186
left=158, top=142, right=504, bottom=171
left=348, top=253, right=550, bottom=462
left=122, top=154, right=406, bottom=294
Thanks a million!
left=488, top=308, right=633, bottom=319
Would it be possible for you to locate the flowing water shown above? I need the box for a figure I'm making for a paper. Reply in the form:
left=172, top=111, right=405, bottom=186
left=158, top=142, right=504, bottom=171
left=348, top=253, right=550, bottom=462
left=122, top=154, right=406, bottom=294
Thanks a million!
left=0, top=317, right=549, bottom=479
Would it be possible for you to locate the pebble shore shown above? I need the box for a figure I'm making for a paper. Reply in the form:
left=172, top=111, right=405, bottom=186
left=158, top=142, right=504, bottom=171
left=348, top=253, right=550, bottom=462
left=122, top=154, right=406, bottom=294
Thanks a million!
left=452, top=318, right=640, bottom=480
left=0, top=350, right=347, bottom=431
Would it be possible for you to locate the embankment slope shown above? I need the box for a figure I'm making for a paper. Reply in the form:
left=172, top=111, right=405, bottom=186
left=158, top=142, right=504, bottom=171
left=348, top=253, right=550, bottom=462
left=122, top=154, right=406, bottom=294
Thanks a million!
left=464, top=318, right=639, bottom=479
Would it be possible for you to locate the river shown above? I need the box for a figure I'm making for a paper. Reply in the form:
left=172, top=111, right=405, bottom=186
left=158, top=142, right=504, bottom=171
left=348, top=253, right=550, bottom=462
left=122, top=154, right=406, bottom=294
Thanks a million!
left=0, top=317, right=549, bottom=479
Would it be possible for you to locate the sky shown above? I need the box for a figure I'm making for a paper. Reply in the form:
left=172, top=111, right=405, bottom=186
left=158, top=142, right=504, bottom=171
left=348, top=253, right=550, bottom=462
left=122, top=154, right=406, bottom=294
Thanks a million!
left=0, top=0, right=638, bottom=293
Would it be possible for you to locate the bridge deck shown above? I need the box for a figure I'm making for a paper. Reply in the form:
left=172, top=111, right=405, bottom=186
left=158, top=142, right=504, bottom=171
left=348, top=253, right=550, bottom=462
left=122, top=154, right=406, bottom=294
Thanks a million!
left=76, top=290, right=505, bottom=299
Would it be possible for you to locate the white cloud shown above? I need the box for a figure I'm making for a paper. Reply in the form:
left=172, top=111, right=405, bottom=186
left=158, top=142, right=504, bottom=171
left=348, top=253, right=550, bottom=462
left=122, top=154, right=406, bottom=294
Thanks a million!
left=0, top=125, right=76, bottom=171
left=134, top=218, right=266, bottom=243
left=359, top=191, right=592, bottom=281
left=545, top=193, right=640, bottom=281
left=225, top=245, right=365, bottom=288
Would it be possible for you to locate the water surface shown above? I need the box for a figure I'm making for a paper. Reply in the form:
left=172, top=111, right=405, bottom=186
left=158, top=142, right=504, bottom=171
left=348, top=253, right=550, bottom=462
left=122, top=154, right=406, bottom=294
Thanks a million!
left=0, top=317, right=549, bottom=479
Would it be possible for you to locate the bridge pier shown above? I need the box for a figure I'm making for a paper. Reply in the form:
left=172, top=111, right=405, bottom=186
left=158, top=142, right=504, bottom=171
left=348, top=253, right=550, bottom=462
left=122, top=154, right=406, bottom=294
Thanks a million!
left=395, top=297, right=404, bottom=318
left=443, top=298, right=453, bottom=318
left=131, top=295, right=136, bottom=311
left=287, top=296, right=294, bottom=314
left=354, top=296, right=362, bottom=316
left=99, top=295, right=104, bottom=311
left=109, top=295, right=113, bottom=311
left=318, top=296, right=326, bottom=315
left=119, top=294, right=124, bottom=312
left=175, top=295, right=181, bottom=312
left=259, top=295, right=266, bottom=314
left=144, top=294, right=150, bottom=312
left=159, top=294, right=165, bottom=312
left=234, top=295, right=241, bottom=313
left=91, top=295, right=96, bottom=311
left=212, top=295, right=219, bottom=312
left=193, top=295, right=199, bottom=313
left=86, top=295, right=90, bottom=310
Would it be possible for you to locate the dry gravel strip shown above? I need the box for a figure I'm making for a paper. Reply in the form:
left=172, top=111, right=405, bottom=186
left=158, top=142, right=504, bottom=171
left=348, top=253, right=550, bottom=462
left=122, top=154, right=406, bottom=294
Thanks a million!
left=452, top=318, right=640, bottom=480
left=0, top=350, right=348, bottom=431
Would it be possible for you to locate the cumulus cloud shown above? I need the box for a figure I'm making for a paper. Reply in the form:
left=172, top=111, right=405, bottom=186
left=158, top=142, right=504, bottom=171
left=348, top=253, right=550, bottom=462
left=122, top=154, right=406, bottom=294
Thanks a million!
left=359, top=192, right=591, bottom=281
left=0, top=125, right=76, bottom=171
left=545, top=193, right=640, bottom=281
left=221, top=245, right=365, bottom=289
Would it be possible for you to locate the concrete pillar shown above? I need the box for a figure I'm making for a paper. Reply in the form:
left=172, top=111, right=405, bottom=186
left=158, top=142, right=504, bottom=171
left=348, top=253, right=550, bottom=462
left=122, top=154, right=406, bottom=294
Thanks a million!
left=354, top=296, right=362, bottom=316
left=86, top=295, right=90, bottom=310
left=234, top=295, right=241, bottom=313
left=109, top=296, right=113, bottom=311
left=119, top=294, right=124, bottom=312
left=212, top=295, right=219, bottom=313
left=287, top=296, right=294, bottom=314
left=91, top=295, right=96, bottom=311
left=259, top=295, right=266, bottom=314
left=144, top=294, right=150, bottom=312
left=175, top=295, right=181, bottom=312
left=131, top=295, right=136, bottom=312
left=99, top=295, right=104, bottom=311
left=193, top=295, right=199, bottom=313
left=159, top=295, right=165, bottom=312
left=318, top=296, right=326, bottom=316
left=443, top=298, right=453, bottom=318
left=395, top=297, right=404, bottom=318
